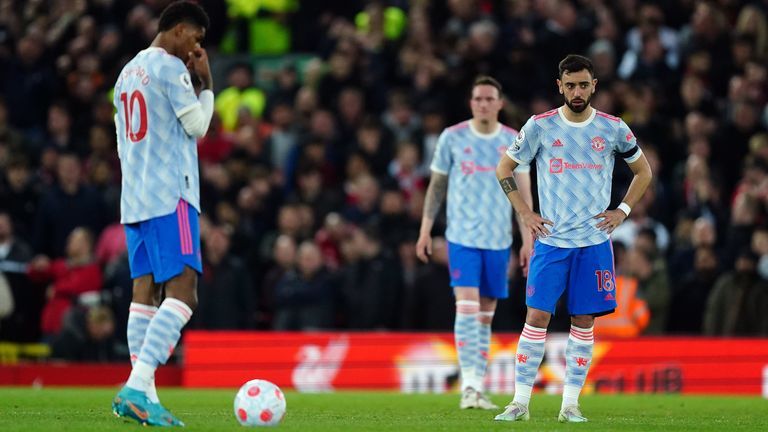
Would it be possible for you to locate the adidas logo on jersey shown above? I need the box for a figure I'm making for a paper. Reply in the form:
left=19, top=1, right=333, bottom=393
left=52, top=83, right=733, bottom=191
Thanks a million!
left=552, top=139, right=563, bottom=147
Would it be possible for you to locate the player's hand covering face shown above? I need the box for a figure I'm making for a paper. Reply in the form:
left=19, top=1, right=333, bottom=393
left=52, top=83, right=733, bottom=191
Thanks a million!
left=177, top=23, right=205, bottom=64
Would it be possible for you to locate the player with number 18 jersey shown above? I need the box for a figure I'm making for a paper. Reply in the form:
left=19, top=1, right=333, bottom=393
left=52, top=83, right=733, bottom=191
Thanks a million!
left=494, top=55, right=652, bottom=424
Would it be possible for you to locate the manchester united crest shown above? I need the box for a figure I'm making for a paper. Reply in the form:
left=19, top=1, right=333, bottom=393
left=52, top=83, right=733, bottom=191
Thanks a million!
left=591, top=136, right=605, bottom=152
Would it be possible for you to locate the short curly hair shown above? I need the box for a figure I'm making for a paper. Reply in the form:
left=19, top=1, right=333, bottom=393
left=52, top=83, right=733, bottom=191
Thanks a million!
left=158, top=1, right=210, bottom=32
left=558, top=54, right=594, bottom=79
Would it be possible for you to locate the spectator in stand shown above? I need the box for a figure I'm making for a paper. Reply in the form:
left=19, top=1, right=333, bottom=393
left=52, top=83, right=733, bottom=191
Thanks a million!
left=33, top=151, right=106, bottom=257
left=667, top=246, right=720, bottom=334
left=28, top=227, right=102, bottom=337
left=258, top=203, right=305, bottom=261
left=618, top=3, right=680, bottom=80
left=704, top=249, right=768, bottom=336
left=342, top=174, right=381, bottom=225
left=273, top=240, right=335, bottom=330
left=388, top=141, right=426, bottom=207
left=340, top=226, right=403, bottom=329
left=313, top=212, right=347, bottom=271
left=2, top=32, right=55, bottom=141
left=417, top=106, right=446, bottom=174
left=50, top=304, right=120, bottom=362
left=381, top=90, right=421, bottom=144
left=336, top=86, right=366, bottom=147
left=627, top=245, right=669, bottom=335
left=197, top=113, right=235, bottom=165
left=214, top=62, right=266, bottom=131
left=0, top=272, right=12, bottom=330
left=194, top=226, right=254, bottom=329
left=288, top=165, right=342, bottom=226
left=669, top=217, right=718, bottom=284
left=0, top=212, right=36, bottom=342
left=44, top=102, right=84, bottom=156
left=406, top=236, right=454, bottom=330
left=354, top=117, right=394, bottom=178
left=377, top=186, right=412, bottom=254
left=0, top=155, right=40, bottom=243
left=94, top=217, right=127, bottom=269
left=0, top=97, right=28, bottom=158
left=735, top=5, right=768, bottom=62
left=259, top=234, right=297, bottom=329
left=612, top=187, right=671, bottom=253
left=266, top=101, right=300, bottom=176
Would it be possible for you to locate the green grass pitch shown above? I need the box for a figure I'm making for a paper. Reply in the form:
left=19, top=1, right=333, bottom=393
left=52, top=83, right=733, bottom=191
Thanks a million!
left=1, top=387, right=766, bottom=431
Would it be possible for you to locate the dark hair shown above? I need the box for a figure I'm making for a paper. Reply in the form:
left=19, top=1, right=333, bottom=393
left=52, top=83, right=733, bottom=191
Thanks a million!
left=472, top=75, right=503, bottom=97
left=558, top=54, right=594, bottom=79
left=158, top=1, right=210, bottom=32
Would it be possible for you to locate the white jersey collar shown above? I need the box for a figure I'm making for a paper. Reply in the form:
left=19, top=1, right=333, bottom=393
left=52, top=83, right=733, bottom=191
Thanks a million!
left=557, top=106, right=596, bottom=128
left=468, top=121, right=502, bottom=139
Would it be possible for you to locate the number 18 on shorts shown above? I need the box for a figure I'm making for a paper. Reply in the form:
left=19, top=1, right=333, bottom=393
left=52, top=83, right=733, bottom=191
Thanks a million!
left=525, top=239, right=617, bottom=316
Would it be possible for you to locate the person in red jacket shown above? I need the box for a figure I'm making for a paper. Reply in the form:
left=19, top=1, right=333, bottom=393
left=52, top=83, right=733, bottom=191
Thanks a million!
left=28, top=227, right=103, bottom=336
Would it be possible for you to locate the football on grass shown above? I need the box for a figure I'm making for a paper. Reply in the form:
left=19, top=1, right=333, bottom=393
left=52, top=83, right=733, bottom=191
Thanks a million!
left=234, top=379, right=286, bottom=427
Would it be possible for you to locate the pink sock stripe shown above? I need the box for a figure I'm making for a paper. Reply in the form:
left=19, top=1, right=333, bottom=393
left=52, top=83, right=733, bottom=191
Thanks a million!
left=570, top=326, right=594, bottom=338
left=456, top=305, right=479, bottom=314
left=521, top=323, right=547, bottom=341
left=455, top=300, right=479, bottom=314
left=129, top=308, right=156, bottom=318
left=522, top=324, right=547, bottom=335
left=456, top=300, right=479, bottom=305
left=130, top=302, right=158, bottom=313
left=570, top=331, right=594, bottom=339
left=162, top=298, right=192, bottom=322
left=521, top=331, right=546, bottom=340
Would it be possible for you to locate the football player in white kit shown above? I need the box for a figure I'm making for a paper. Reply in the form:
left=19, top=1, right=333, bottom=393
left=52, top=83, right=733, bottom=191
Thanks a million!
left=111, top=1, right=213, bottom=426
left=494, top=54, right=652, bottom=423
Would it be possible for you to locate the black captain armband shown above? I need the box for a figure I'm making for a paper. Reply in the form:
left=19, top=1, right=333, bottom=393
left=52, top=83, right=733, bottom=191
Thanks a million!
left=499, top=176, right=518, bottom=194
left=617, top=145, right=640, bottom=160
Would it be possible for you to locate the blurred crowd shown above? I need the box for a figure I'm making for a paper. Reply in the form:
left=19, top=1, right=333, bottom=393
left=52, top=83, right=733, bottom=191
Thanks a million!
left=1, top=0, right=768, bottom=361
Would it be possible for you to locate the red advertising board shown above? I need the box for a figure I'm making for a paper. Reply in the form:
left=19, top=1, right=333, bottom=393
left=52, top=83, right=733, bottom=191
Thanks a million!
left=0, top=363, right=181, bottom=386
left=183, top=332, right=768, bottom=396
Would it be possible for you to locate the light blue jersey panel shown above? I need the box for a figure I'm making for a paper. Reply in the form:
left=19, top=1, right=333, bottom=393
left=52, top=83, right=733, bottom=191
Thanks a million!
left=431, top=121, right=529, bottom=250
left=115, top=47, right=201, bottom=224
left=506, top=107, right=641, bottom=248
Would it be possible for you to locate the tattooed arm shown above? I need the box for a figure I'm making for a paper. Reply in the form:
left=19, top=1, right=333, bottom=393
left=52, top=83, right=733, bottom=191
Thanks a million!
left=415, top=172, right=448, bottom=262
left=511, top=169, right=534, bottom=275
left=497, top=154, right=553, bottom=239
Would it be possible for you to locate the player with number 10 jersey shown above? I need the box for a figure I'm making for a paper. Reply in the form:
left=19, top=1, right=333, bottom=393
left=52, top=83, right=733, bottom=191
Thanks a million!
left=111, top=1, right=214, bottom=426
left=115, top=47, right=202, bottom=224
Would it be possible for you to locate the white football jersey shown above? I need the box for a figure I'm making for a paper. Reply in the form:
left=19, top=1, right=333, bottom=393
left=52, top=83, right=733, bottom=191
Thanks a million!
left=114, top=47, right=201, bottom=223
left=507, top=107, right=642, bottom=248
